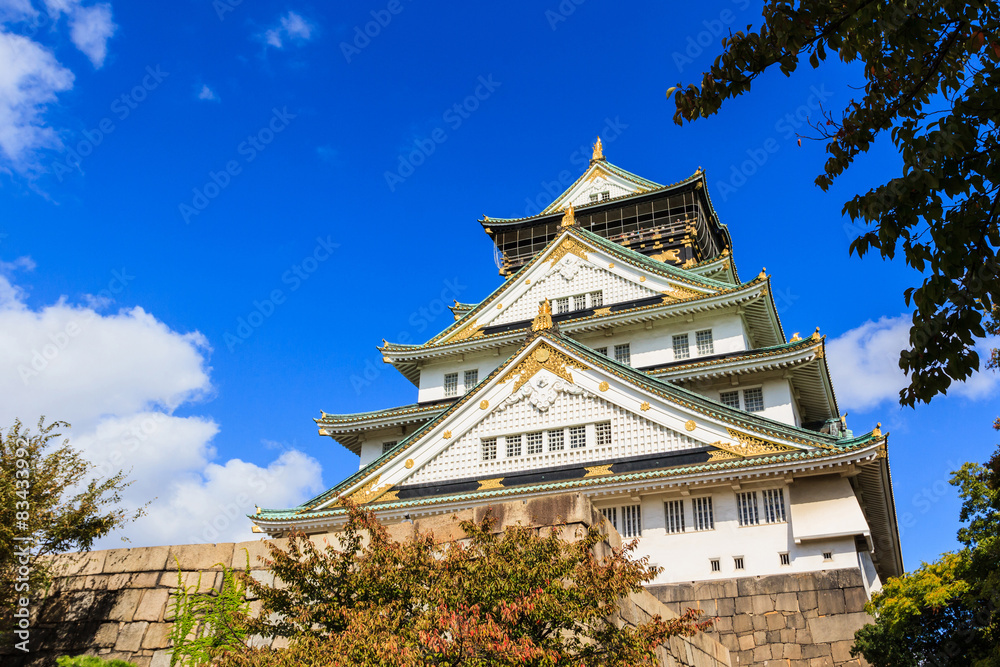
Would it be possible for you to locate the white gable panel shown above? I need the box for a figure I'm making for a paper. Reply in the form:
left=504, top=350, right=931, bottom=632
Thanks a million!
left=562, top=174, right=637, bottom=209
left=491, top=256, right=659, bottom=326
left=406, top=373, right=701, bottom=485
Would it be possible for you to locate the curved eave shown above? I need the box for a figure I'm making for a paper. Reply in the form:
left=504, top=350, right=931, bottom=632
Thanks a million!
left=687, top=252, right=740, bottom=285
left=855, top=439, right=903, bottom=580
left=315, top=402, right=454, bottom=455
left=253, top=438, right=885, bottom=530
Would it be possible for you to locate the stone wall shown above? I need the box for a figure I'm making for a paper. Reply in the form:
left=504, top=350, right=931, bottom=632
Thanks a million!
left=2, top=493, right=730, bottom=667
left=649, top=569, right=871, bottom=666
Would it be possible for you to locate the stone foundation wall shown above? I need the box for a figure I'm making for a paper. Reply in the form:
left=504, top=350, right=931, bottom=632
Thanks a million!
left=2, top=493, right=729, bottom=667
left=649, top=569, right=871, bottom=666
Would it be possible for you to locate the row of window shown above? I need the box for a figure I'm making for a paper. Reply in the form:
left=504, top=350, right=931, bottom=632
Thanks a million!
left=600, top=505, right=642, bottom=538
left=601, top=490, right=786, bottom=539
left=593, top=343, right=631, bottom=366
left=444, top=368, right=479, bottom=398
left=708, top=551, right=830, bottom=573
left=552, top=290, right=604, bottom=314
left=673, top=330, right=714, bottom=360
left=588, top=191, right=611, bottom=203
left=482, top=422, right=611, bottom=461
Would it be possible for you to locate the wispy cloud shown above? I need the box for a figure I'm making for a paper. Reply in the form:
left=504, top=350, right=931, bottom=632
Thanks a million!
left=67, top=2, right=115, bottom=68
left=197, top=83, right=218, bottom=101
left=261, top=11, right=314, bottom=49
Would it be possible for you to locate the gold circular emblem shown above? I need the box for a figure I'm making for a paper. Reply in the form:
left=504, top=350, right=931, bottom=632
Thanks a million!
left=599, top=381, right=609, bottom=392
left=608, top=263, right=615, bottom=268
left=640, top=276, right=646, bottom=282
left=685, top=420, right=697, bottom=432
left=534, top=348, right=550, bottom=362
left=640, top=401, right=650, bottom=412
left=443, top=430, right=452, bottom=439
left=405, top=459, right=414, bottom=469
left=497, top=304, right=502, bottom=309
left=525, top=279, right=531, bottom=284
left=562, top=239, right=572, bottom=248
left=480, top=400, right=489, bottom=410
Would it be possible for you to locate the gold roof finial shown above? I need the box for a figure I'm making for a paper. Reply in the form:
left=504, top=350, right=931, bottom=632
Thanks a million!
left=758, top=267, right=767, bottom=280
left=255, top=505, right=261, bottom=515
left=791, top=332, right=801, bottom=341
left=811, top=327, right=821, bottom=341
left=873, top=422, right=883, bottom=437
left=532, top=299, right=554, bottom=331
left=561, top=204, right=576, bottom=228
left=591, top=136, right=604, bottom=162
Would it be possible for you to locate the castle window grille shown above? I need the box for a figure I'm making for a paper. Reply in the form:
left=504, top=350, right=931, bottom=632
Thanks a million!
left=737, top=491, right=760, bottom=526
left=665, top=500, right=685, bottom=534
left=614, top=343, right=631, bottom=366
left=743, top=387, right=764, bottom=413
left=696, top=329, right=714, bottom=355
left=719, top=391, right=740, bottom=410
left=505, top=434, right=522, bottom=458
left=692, top=496, right=714, bottom=531
left=481, top=438, right=497, bottom=461
left=555, top=297, right=570, bottom=314
left=382, top=441, right=397, bottom=454
left=595, top=422, right=612, bottom=447
left=710, top=559, right=721, bottom=573
left=569, top=425, right=586, bottom=449
left=526, top=432, right=543, bottom=455
left=673, top=334, right=690, bottom=360
left=761, top=488, right=786, bottom=523
left=464, top=369, right=478, bottom=393
left=594, top=346, right=608, bottom=356
left=734, top=556, right=745, bottom=570
left=601, top=191, right=610, bottom=201
left=589, top=194, right=598, bottom=202
left=780, top=552, right=791, bottom=566
left=600, top=507, right=618, bottom=531
left=621, top=504, right=642, bottom=538
left=574, top=294, right=587, bottom=310
left=444, top=373, right=458, bottom=397
left=548, top=429, right=565, bottom=451
left=590, top=291, right=603, bottom=307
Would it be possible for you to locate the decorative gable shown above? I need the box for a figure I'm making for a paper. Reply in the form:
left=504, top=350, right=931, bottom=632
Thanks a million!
left=542, top=161, right=658, bottom=214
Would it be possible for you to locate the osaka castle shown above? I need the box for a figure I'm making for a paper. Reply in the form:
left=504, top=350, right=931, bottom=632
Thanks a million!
left=254, top=139, right=903, bottom=593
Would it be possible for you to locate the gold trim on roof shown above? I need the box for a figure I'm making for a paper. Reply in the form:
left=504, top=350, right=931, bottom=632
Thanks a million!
left=548, top=237, right=589, bottom=266
left=707, top=449, right=740, bottom=462
left=500, top=341, right=589, bottom=393
left=561, top=205, right=576, bottom=228
left=722, top=430, right=799, bottom=457
left=532, top=299, right=554, bottom=331
left=592, top=137, right=604, bottom=162
left=344, top=475, right=390, bottom=505
left=477, top=477, right=504, bottom=491
left=584, top=464, right=613, bottom=477
left=450, top=320, right=485, bottom=342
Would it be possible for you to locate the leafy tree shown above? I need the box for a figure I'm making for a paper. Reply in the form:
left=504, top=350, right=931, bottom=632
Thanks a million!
left=669, top=0, right=1000, bottom=406
left=0, top=418, right=145, bottom=631
left=216, top=501, right=709, bottom=666
left=56, top=655, right=136, bottom=667
left=852, top=436, right=1000, bottom=665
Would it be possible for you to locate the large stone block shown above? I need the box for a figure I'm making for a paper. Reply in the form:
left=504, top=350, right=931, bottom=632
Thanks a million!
left=807, top=612, right=871, bottom=644
left=52, top=550, right=108, bottom=577
left=114, top=621, right=149, bottom=653
left=817, top=589, right=847, bottom=616
left=775, top=592, right=799, bottom=612
left=94, top=622, right=121, bottom=647
left=104, top=547, right=170, bottom=574
left=107, top=588, right=144, bottom=622
left=844, top=587, right=868, bottom=613
left=134, top=589, right=171, bottom=622
left=231, top=537, right=287, bottom=569
left=166, top=543, right=236, bottom=571
left=141, top=622, right=172, bottom=650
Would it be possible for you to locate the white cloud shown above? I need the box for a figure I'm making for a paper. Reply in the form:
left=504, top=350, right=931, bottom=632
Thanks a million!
left=197, top=84, right=217, bottom=101
left=0, top=262, right=324, bottom=548
left=0, top=29, right=74, bottom=167
left=827, top=314, right=1000, bottom=412
left=68, top=2, right=115, bottom=67
left=261, top=10, right=314, bottom=49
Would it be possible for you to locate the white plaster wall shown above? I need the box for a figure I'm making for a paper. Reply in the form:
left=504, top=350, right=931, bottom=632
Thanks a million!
left=358, top=426, right=409, bottom=469
left=417, top=348, right=514, bottom=403
left=593, top=483, right=862, bottom=584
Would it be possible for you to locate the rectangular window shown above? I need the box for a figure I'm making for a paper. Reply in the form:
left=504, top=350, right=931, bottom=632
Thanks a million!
left=710, top=559, right=721, bottom=573
left=600, top=507, right=617, bottom=531
left=481, top=437, right=497, bottom=461
left=589, top=193, right=598, bottom=202
left=737, top=491, right=760, bottom=526
left=780, top=552, right=791, bottom=566
left=464, top=369, right=478, bottom=392
left=665, top=500, right=685, bottom=534
left=506, top=434, right=522, bottom=458
left=719, top=391, right=740, bottom=410
left=590, top=291, right=603, bottom=308
left=823, top=551, right=833, bottom=561
left=692, top=496, right=714, bottom=531
left=614, top=343, right=631, bottom=366
left=526, top=432, right=543, bottom=455
left=743, top=387, right=764, bottom=413
left=594, top=346, right=608, bottom=356
left=696, top=329, right=714, bottom=355
left=601, top=191, right=610, bottom=201
left=569, top=425, right=586, bottom=449
left=761, top=488, right=786, bottom=524
left=621, top=504, right=642, bottom=538
left=382, top=441, right=397, bottom=454
left=734, top=556, right=745, bottom=570
left=555, top=297, right=570, bottom=314
left=444, top=373, right=458, bottom=397
left=574, top=294, right=587, bottom=311
left=673, top=334, right=690, bottom=360
left=595, top=422, right=612, bottom=447
left=548, top=429, right=565, bottom=451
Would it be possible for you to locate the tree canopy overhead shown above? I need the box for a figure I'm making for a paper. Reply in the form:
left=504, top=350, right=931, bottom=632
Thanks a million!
left=669, top=0, right=1000, bottom=406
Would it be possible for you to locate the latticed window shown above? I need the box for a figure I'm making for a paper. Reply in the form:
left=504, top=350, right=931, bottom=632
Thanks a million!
left=696, top=329, right=714, bottom=355
left=601, top=191, right=610, bottom=201
left=762, top=488, right=786, bottom=523
left=481, top=438, right=497, bottom=461
left=737, top=491, right=759, bottom=526
left=614, top=343, right=631, bottom=366
left=743, top=387, right=764, bottom=413
left=594, top=346, right=608, bottom=356
left=595, top=422, right=612, bottom=447
left=464, top=369, right=478, bottom=392
left=710, top=559, right=721, bottom=572
left=548, top=429, right=564, bottom=451
left=693, top=496, right=714, bottom=531
left=673, top=334, right=690, bottom=360
left=621, top=504, right=642, bottom=538
left=600, top=507, right=618, bottom=531
left=780, top=552, right=791, bottom=566
left=569, top=425, right=586, bottom=449
left=590, top=291, right=603, bottom=307
left=506, top=434, right=522, bottom=458
left=665, top=500, right=685, bottom=534
left=526, top=432, right=543, bottom=455
left=734, top=557, right=745, bottom=570
left=574, top=294, right=587, bottom=310
left=444, top=373, right=458, bottom=397
left=720, top=391, right=740, bottom=410
left=555, top=297, right=570, bottom=314
left=589, top=194, right=598, bottom=202
left=382, top=441, right=396, bottom=454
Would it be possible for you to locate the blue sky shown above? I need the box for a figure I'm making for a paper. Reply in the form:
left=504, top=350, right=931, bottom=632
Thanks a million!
left=1, top=0, right=996, bottom=567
